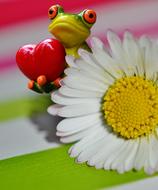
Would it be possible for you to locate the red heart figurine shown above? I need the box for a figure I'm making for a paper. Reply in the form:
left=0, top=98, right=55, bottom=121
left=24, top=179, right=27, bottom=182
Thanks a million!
left=16, top=38, right=66, bottom=82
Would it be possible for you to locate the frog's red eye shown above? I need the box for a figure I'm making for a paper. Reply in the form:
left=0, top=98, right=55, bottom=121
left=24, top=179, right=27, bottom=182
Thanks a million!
left=83, top=9, right=96, bottom=24
left=48, top=5, right=58, bottom=20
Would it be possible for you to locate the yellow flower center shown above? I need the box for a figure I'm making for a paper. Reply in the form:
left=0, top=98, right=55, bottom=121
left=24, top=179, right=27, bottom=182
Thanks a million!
left=102, top=76, right=158, bottom=139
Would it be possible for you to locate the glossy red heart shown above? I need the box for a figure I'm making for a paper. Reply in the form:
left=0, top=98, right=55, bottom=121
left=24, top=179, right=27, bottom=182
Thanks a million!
left=16, top=38, right=66, bottom=82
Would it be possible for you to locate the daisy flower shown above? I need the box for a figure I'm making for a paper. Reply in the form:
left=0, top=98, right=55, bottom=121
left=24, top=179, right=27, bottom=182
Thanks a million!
left=48, top=31, right=158, bottom=174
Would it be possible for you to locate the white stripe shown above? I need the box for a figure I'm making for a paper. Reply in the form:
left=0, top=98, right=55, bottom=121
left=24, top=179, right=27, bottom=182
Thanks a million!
left=105, top=176, right=158, bottom=190
left=0, top=1, right=158, bottom=59
left=0, top=68, right=34, bottom=101
left=93, top=1, right=158, bottom=34
left=0, top=114, right=61, bottom=160
left=0, top=18, right=52, bottom=59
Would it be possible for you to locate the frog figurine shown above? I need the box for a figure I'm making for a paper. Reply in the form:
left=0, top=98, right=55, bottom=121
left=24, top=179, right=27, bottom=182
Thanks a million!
left=48, top=4, right=96, bottom=57
left=16, top=4, right=96, bottom=93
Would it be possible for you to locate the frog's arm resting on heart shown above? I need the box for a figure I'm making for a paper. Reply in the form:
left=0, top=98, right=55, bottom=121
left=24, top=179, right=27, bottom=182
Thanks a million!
left=16, top=4, right=96, bottom=93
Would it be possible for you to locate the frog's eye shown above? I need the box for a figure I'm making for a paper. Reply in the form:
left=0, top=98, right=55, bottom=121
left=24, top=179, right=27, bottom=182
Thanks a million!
left=83, top=9, right=96, bottom=24
left=48, top=5, right=58, bottom=20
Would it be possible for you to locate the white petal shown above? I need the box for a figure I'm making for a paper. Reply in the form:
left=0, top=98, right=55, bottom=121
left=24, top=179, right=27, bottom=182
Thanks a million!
left=78, top=49, right=115, bottom=84
left=57, top=102, right=100, bottom=117
left=60, top=124, right=101, bottom=143
left=148, top=135, right=158, bottom=170
left=78, top=48, right=103, bottom=69
left=107, top=31, right=123, bottom=59
left=88, top=134, right=123, bottom=167
left=56, top=120, right=101, bottom=137
left=57, top=113, right=101, bottom=132
left=76, top=135, right=106, bottom=163
left=145, top=167, right=155, bottom=175
left=56, top=121, right=101, bottom=136
left=123, top=32, right=144, bottom=76
left=107, top=31, right=135, bottom=76
left=139, top=35, right=151, bottom=48
left=124, top=139, right=139, bottom=171
left=64, top=66, right=108, bottom=85
left=89, top=37, right=105, bottom=50
left=109, top=140, right=129, bottom=171
left=93, top=135, right=124, bottom=169
left=134, top=137, right=147, bottom=170
left=52, top=91, right=100, bottom=105
left=64, top=67, right=80, bottom=76
left=139, top=36, right=154, bottom=79
left=69, top=126, right=107, bottom=157
left=107, top=31, right=129, bottom=74
left=144, top=142, right=153, bottom=175
left=75, top=58, right=112, bottom=84
left=115, top=140, right=135, bottom=173
left=56, top=121, right=102, bottom=137
left=65, top=55, right=78, bottom=68
left=103, top=140, right=132, bottom=172
left=47, top=104, right=63, bottom=116
left=59, top=86, right=103, bottom=98
left=151, top=42, right=158, bottom=73
left=90, top=37, right=121, bottom=78
left=109, top=140, right=138, bottom=173
left=64, top=67, right=109, bottom=86
left=62, top=75, right=107, bottom=93
left=75, top=47, right=116, bottom=84
left=142, top=137, right=156, bottom=175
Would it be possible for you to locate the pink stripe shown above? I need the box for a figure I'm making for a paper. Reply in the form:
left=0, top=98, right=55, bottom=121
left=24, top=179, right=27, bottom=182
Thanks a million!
left=1, top=22, right=158, bottom=73
left=0, top=0, right=125, bottom=28
left=0, top=58, right=16, bottom=73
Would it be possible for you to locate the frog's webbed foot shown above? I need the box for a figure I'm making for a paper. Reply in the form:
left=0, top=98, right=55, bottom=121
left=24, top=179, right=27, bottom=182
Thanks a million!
left=28, top=75, right=61, bottom=94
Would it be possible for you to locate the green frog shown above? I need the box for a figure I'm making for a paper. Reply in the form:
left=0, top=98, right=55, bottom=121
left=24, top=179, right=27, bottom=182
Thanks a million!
left=48, top=4, right=96, bottom=57
left=31, top=4, right=96, bottom=93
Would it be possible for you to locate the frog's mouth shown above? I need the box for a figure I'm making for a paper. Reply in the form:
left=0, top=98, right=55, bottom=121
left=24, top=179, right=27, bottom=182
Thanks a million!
left=48, top=15, right=90, bottom=48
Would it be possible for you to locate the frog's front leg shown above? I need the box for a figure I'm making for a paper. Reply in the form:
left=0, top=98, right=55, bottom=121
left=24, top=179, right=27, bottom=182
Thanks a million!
left=28, top=75, right=61, bottom=94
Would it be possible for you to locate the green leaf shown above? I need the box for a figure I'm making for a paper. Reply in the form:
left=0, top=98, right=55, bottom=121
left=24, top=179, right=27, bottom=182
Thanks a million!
left=0, top=145, right=152, bottom=190
left=0, top=95, right=52, bottom=122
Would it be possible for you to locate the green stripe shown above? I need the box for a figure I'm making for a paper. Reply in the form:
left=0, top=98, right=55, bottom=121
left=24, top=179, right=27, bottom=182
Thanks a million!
left=0, top=95, right=52, bottom=122
left=0, top=145, right=153, bottom=190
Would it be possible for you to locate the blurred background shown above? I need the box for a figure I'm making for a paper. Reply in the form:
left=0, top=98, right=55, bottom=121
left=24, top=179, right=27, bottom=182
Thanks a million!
left=0, top=0, right=158, bottom=189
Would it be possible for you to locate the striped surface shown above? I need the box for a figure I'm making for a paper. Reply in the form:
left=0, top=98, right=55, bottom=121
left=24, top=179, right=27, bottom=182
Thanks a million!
left=1, top=0, right=158, bottom=189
